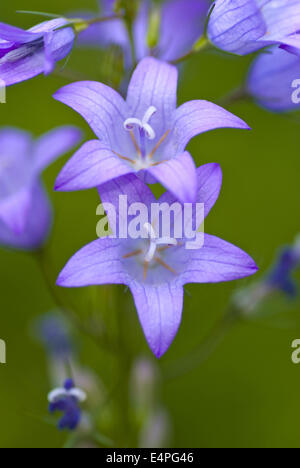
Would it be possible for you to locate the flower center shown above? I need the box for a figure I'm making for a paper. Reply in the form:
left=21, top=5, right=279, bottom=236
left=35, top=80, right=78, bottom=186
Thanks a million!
left=123, top=223, right=178, bottom=281
left=113, top=107, right=170, bottom=171
left=124, top=106, right=157, bottom=141
left=143, top=222, right=177, bottom=263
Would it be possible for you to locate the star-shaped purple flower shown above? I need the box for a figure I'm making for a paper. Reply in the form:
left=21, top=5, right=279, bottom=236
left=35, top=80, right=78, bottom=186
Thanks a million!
left=53, top=57, right=249, bottom=203
left=77, top=0, right=211, bottom=65
left=57, top=165, right=258, bottom=358
left=0, top=126, right=81, bottom=250
left=208, top=0, right=300, bottom=56
left=0, top=18, right=75, bottom=86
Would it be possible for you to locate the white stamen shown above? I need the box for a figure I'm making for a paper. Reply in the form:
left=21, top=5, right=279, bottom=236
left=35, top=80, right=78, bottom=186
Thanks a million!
left=143, top=222, right=177, bottom=263
left=48, top=388, right=67, bottom=403
left=47, top=386, right=87, bottom=403
left=124, top=106, right=157, bottom=140
left=69, top=388, right=87, bottom=402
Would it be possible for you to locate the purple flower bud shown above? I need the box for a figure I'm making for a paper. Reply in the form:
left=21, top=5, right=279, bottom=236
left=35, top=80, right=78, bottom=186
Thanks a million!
left=208, top=0, right=300, bottom=56
left=0, top=18, right=75, bottom=86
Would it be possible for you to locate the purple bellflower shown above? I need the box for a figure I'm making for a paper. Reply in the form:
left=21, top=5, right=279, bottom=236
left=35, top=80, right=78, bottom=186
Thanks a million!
left=54, top=57, right=249, bottom=203
left=56, top=165, right=258, bottom=358
left=0, top=126, right=81, bottom=250
left=247, top=46, right=300, bottom=112
left=36, top=314, right=73, bottom=359
left=208, top=0, right=300, bottom=56
left=0, top=18, right=75, bottom=86
left=48, top=378, right=86, bottom=431
left=77, top=0, right=211, bottom=65
left=265, top=237, right=300, bottom=298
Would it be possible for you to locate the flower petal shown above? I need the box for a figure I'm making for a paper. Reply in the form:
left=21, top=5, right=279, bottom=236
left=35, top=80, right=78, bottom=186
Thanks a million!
left=0, top=127, right=32, bottom=156
left=0, top=20, right=74, bottom=86
left=158, top=0, right=211, bottom=61
left=129, top=281, right=184, bottom=358
left=148, top=151, right=197, bottom=203
left=247, top=46, right=300, bottom=112
left=180, top=233, right=258, bottom=285
left=0, top=184, right=33, bottom=234
left=0, top=22, right=37, bottom=43
left=99, top=173, right=156, bottom=212
left=0, top=48, right=46, bottom=86
left=173, top=100, right=250, bottom=153
left=0, top=182, right=52, bottom=250
left=126, top=57, right=178, bottom=137
left=159, top=163, right=223, bottom=222
left=34, top=126, right=82, bottom=173
left=207, top=0, right=267, bottom=55
left=54, top=140, right=132, bottom=191
left=98, top=173, right=156, bottom=233
left=260, top=0, right=300, bottom=41
left=53, top=81, right=129, bottom=146
left=57, top=238, right=129, bottom=287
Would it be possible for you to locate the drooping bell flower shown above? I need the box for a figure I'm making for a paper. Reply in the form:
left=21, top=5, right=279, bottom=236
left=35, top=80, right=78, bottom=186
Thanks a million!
left=56, top=166, right=258, bottom=358
left=247, top=46, right=300, bottom=113
left=0, top=18, right=75, bottom=86
left=54, top=57, right=249, bottom=204
left=208, top=0, right=300, bottom=56
left=0, top=126, right=81, bottom=250
left=76, top=0, right=211, bottom=65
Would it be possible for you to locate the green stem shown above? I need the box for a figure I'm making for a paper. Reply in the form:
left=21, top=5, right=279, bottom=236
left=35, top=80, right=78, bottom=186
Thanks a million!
left=126, top=22, right=137, bottom=67
left=164, top=305, right=240, bottom=381
left=86, top=14, right=123, bottom=26
left=32, top=248, right=117, bottom=355
left=113, top=287, right=134, bottom=447
left=170, top=37, right=211, bottom=65
left=217, top=85, right=250, bottom=107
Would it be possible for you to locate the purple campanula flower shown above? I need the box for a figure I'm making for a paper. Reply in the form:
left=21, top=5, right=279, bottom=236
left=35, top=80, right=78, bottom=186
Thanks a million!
left=36, top=314, right=73, bottom=359
left=0, top=18, right=75, bottom=86
left=48, top=378, right=87, bottom=431
left=53, top=57, right=249, bottom=203
left=76, top=0, right=211, bottom=65
left=208, top=0, right=300, bottom=56
left=0, top=126, right=81, bottom=250
left=265, top=237, right=300, bottom=298
left=56, top=165, right=258, bottom=358
left=247, top=46, right=300, bottom=112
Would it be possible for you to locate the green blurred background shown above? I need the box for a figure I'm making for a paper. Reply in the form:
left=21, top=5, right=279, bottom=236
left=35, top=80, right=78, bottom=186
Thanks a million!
left=1, top=0, right=300, bottom=449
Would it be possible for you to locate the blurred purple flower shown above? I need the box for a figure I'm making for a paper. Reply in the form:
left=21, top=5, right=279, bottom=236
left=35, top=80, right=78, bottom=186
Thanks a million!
left=0, top=18, right=75, bottom=86
left=56, top=166, right=258, bottom=358
left=48, top=378, right=86, bottom=431
left=53, top=57, right=249, bottom=203
left=0, top=126, right=81, bottom=250
left=247, top=46, right=300, bottom=112
left=208, top=0, right=300, bottom=56
left=265, top=237, right=300, bottom=298
left=36, top=314, right=73, bottom=359
left=76, top=0, right=211, bottom=65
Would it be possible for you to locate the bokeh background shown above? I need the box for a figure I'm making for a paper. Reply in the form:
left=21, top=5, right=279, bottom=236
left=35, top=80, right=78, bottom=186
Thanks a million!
left=1, top=0, right=300, bottom=448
